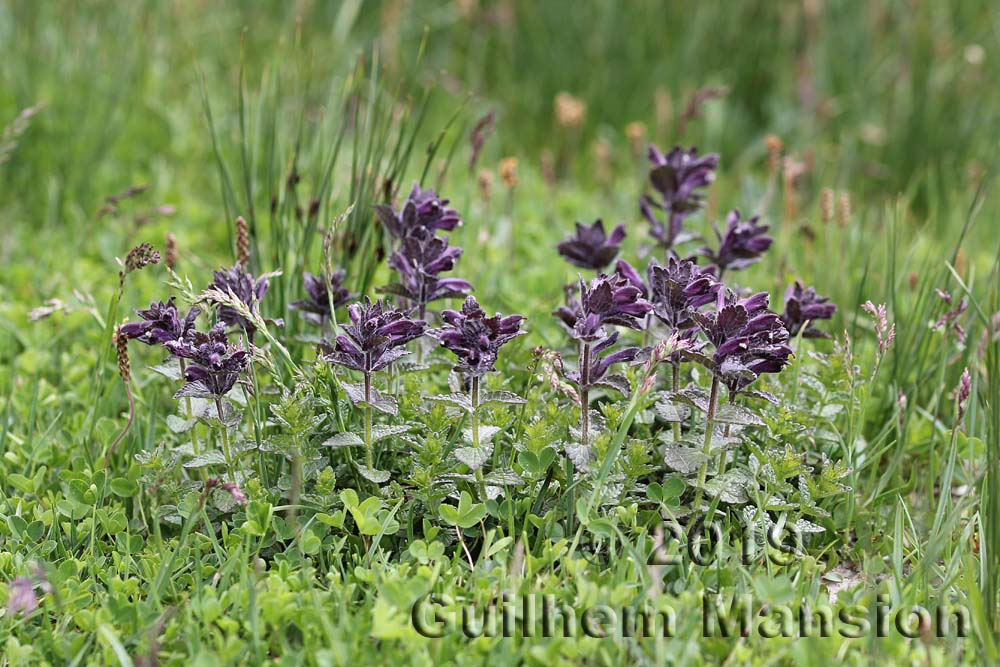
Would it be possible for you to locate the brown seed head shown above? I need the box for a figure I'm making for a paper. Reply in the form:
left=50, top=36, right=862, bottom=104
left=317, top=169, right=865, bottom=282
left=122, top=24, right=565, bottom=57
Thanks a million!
left=499, top=157, right=519, bottom=189
left=554, top=92, right=586, bottom=129
left=165, top=232, right=177, bottom=270
left=625, top=121, right=646, bottom=156
left=477, top=168, right=494, bottom=202
left=125, top=243, right=160, bottom=274
left=114, top=329, right=130, bottom=381
left=836, top=192, right=851, bottom=228
left=235, top=216, right=250, bottom=266
left=765, top=135, right=783, bottom=174
left=820, top=187, right=834, bottom=224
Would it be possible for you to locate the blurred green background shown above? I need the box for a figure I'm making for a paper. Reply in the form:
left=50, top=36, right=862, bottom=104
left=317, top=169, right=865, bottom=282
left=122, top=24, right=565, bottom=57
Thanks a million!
left=2, top=0, right=999, bottom=349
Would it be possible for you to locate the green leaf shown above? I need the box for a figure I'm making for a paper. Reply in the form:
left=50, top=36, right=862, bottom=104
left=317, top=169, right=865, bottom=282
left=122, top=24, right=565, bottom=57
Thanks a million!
left=166, top=414, right=196, bottom=434
left=370, top=424, right=411, bottom=444
left=356, top=465, right=391, bottom=484
left=110, top=477, right=138, bottom=497
left=183, top=450, right=227, bottom=469
left=713, top=403, right=764, bottom=426
left=438, top=504, right=460, bottom=525
left=321, top=432, right=364, bottom=448
left=663, top=446, right=708, bottom=474
left=458, top=503, right=487, bottom=529
left=299, top=530, right=322, bottom=554
left=480, top=391, right=527, bottom=407
left=653, top=400, right=688, bottom=423
left=426, top=393, right=473, bottom=413
left=461, top=425, right=502, bottom=445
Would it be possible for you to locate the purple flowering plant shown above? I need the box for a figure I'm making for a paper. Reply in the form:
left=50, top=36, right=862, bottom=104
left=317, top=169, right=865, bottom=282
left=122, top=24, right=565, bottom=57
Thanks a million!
left=382, top=233, right=473, bottom=317
left=323, top=298, right=427, bottom=481
left=374, top=182, right=462, bottom=241
left=290, top=270, right=356, bottom=330
left=208, top=264, right=271, bottom=340
left=640, top=145, right=718, bottom=249
left=554, top=269, right=652, bottom=469
left=781, top=280, right=837, bottom=339
left=556, top=219, right=627, bottom=271
left=700, top=210, right=774, bottom=276
left=431, top=296, right=526, bottom=497
left=119, top=297, right=201, bottom=346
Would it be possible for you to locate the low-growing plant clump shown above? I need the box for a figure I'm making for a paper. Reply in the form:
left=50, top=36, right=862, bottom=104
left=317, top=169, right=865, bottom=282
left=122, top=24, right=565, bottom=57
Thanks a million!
left=3, top=5, right=999, bottom=665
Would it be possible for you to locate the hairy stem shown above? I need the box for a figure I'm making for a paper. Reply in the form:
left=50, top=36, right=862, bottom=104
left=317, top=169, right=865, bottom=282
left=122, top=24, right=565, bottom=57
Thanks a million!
left=580, top=342, right=591, bottom=451
left=289, top=440, right=301, bottom=530
left=363, top=370, right=374, bottom=470
left=693, top=375, right=720, bottom=511
left=671, top=363, right=681, bottom=443
left=470, top=375, right=487, bottom=501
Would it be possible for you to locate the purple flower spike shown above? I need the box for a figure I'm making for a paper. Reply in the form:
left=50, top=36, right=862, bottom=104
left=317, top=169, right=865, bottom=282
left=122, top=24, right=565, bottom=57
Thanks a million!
left=208, top=265, right=270, bottom=338
left=646, top=257, right=721, bottom=331
left=384, top=234, right=472, bottom=312
left=165, top=324, right=249, bottom=397
left=700, top=210, right=773, bottom=275
left=375, top=182, right=462, bottom=241
left=323, top=298, right=426, bottom=373
left=555, top=270, right=652, bottom=342
left=290, top=270, right=357, bottom=327
left=642, top=144, right=719, bottom=249
left=556, top=219, right=627, bottom=271
left=692, top=289, right=792, bottom=394
left=781, top=280, right=837, bottom=338
left=119, top=297, right=201, bottom=346
left=433, top=296, right=526, bottom=377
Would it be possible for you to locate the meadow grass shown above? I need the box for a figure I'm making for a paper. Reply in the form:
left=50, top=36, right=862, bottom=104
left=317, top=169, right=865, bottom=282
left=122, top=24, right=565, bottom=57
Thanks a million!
left=1, top=2, right=999, bottom=665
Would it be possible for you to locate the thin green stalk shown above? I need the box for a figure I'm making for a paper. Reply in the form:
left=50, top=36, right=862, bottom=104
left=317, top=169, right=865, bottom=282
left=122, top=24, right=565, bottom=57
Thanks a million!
left=216, top=397, right=236, bottom=483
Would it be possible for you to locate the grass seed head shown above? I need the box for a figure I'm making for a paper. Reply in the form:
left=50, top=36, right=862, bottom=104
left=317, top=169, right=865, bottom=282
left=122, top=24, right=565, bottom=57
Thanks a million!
left=625, top=121, right=646, bottom=156
left=165, top=232, right=177, bottom=270
left=499, top=157, right=519, bottom=189
left=836, top=192, right=851, bottom=227
left=114, top=328, right=130, bottom=381
left=820, top=187, right=834, bottom=223
left=554, top=91, right=586, bottom=129
left=235, top=216, right=250, bottom=266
